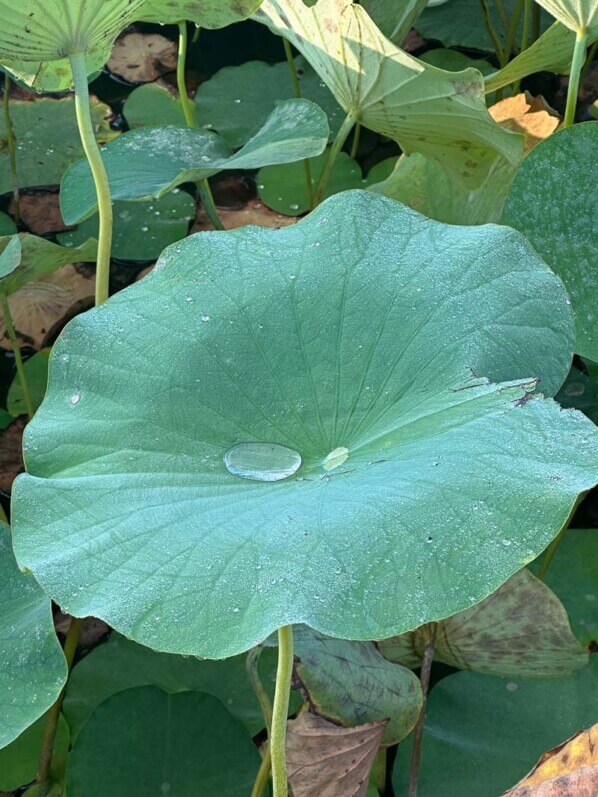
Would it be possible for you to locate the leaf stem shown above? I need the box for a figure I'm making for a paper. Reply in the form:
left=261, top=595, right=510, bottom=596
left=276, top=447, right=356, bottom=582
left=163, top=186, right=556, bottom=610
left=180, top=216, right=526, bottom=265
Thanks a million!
left=282, top=38, right=315, bottom=209
left=532, top=4, right=541, bottom=42
left=479, top=0, right=507, bottom=67
left=0, top=292, right=33, bottom=419
left=503, top=0, right=525, bottom=63
left=408, top=623, right=437, bottom=797
left=36, top=617, right=83, bottom=794
left=271, top=625, right=293, bottom=797
left=69, top=52, right=113, bottom=306
left=563, top=28, right=589, bottom=128
left=3, top=74, right=19, bottom=223
left=246, top=646, right=273, bottom=733
left=313, top=113, right=355, bottom=206
left=177, top=20, right=223, bottom=229
left=350, top=121, right=361, bottom=159
left=521, top=0, right=532, bottom=52
left=251, top=747, right=272, bottom=797
left=375, top=746, right=387, bottom=793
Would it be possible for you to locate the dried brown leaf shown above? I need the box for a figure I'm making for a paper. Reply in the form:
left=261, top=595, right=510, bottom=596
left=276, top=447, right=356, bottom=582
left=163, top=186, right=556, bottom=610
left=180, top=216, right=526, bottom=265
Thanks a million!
left=286, top=710, right=386, bottom=797
left=10, top=192, right=72, bottom=236
left=0, top=264, right=94, bottom=350
left=489, top=92, right=560, bottom=153
left=108, top=33, right=178, bottom=83
left=504, top=725, right=598, bottom=796
left=192, top=199, right=298, bottom=233
left=0, top=415, right=25, bottom=493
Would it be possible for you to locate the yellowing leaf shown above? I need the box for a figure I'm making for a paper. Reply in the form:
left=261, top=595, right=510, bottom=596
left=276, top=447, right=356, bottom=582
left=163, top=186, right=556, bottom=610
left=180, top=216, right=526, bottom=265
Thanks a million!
left=503, top=724, right=598, bottom=796
left=254, top=0, right=523, bottom=186
left=286, top=710, right=387, bottom=797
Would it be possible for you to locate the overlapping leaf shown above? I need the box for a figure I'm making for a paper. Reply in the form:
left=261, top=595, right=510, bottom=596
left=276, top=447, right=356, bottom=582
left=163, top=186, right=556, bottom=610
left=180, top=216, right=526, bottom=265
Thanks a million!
left=503, top=122, right=598, bottom=360
left=254, top=0, right=523, bottom=186
left=61, top=98, right=329, bottom=224
left=379, top=568, right=588, bottom=677
left=11, top=191, right=597, bottom=660
left=534, top=0, right=598, bottom=33
left=0, top=522, right=66, bottom=749
left=138, top=0, right=262, bottom=27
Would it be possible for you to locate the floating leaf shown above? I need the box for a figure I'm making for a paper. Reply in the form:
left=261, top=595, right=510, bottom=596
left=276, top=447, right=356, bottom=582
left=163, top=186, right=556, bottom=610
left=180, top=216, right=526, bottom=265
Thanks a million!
left=107, top=32, right=177, bottom=84
left=257, top=150, right=362, bottom=215
left=379, top=568, right=588, bottom=677
left=124, top=82, right=198, bottom=129
left=0, top=96, right=113, bottom=195
left=530, top=530, right=598, bottom=648
left=503, top=122, right=598, bottom=361
left=139, top=0, right=262, bottom=27
left=0, top=714, right=69, bottom=792
left=194, top=58, right=344, bottom=147
left=66, top=686, right=260, bottom=796
left=0, top=0, right=147, bottom=91
left=534, top=0, right=598, bottom=33
left=286, top=710, right=387, bottom=797
left=61, top=98, right=329, bottom=224
left=58, top=192, right=196, bottom=262
left=63, top=632, right=301, bottom=739
left=0, top=234, right=97, bottom=296
left=11, top=192, right=597, bottom=660
left=393, top=658, right=598, bottom=797
left=0, top=264, right=94, bottom=351
left=254, top=0, right=524, bottom=187
left=361, top=0, right=429, bottom=44
left=0, top=211, right=17, bottom=236
left=7, top=348, right=50, bottom=417
left=0, top=522, right=66, bottom=749
left=416, top=0, right=550, bottom=50
left=503, top=724, right=598, bottom=796
left=293, top=627, right=421, bottom=744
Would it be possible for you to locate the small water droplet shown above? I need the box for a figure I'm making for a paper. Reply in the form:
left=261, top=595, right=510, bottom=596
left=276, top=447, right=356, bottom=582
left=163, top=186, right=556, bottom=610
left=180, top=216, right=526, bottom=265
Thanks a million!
left=70, top=393, right=81, bottom=405
left=234, top=98, right=242, bottom=103
left=501, top=539, right=512, bottom=546
left=289, top=203, right=300, bottom=210
left=201, top=314, right=211, bottom=322
left=224, top=442, right=301, bottom=482
left=323, top=446, right=349, bottom=471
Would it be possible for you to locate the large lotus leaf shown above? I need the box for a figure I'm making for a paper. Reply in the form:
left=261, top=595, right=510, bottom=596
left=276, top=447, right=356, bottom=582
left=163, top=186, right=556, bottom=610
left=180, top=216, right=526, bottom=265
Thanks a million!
left=393, top=657, right=598, bottom=797
left=11, top=191, right=598, bottom=659
left=123, top=83, right=198, bottom=130
left=66, top=687, right=260, bottom=796
left=57, top=193, right=196, bottom=262
left=254, top=0, right=524, bottom=187
left=361, top=0, right=429, bottom=44
left=0, top=1, right=147, bottom=91
left=0, top=522, right=66, bottom=749
left=503, top=122, right=598, bottom=361
left=484, top=23, right=591, bottom=93
left=292, top=627, right=422, bottom=745
left=378, top=568, right=588, bottom=677
left=0, top=714, right=69, bottom=791
left=368, top=150, right=517, bottom=224
left=63, top=632, right=301, bottom=738
left=138, top=0, right=262, bottom=27
left=530, top=530, right=598, bottom=648
left=60, top=98, right=329, bottom=224
left=257, top=150, right=362, bottom=215
left=0, top=96, right=113, bottom=196
left=416, top=0, right=550, bottom=50
left=0, top=234, right=97, bottom=297
left=534, top=0, right=598, bottom=33
left=194, top=58, right=344, bottom=147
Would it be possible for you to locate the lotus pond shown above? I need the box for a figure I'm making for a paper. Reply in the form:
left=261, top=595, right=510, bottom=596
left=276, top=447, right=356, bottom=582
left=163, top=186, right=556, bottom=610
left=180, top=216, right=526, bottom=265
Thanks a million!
left=0, top=1, right=597, bottom=795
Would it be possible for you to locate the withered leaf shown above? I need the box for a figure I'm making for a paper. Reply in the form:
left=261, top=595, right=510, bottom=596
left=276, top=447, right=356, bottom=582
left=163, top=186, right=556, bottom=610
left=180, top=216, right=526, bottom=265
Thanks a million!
left=107, top=33, right=177, bottom=84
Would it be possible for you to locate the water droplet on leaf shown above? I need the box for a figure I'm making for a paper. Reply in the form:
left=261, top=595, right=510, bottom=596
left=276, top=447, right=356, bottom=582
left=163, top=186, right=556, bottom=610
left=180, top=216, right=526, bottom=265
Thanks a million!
left=224, top=442, right=301, bottom=482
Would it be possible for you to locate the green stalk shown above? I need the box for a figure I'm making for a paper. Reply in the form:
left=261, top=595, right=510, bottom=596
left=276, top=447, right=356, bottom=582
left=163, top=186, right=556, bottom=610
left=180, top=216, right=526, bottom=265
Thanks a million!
left=349, top=122, right=361, bottom=159
left=247, top=646, right=273, bottom=734
left=69, top=52, right=113, bottom=306
left=176, top=21, right=223, bottom=230
left=521, top=0, right=532, bottom=52
left=503, top=0, right=525, bottom=63
left=3, top=74, right=19, bottom=222
left=36, top=618, right=84, bottom=794
left=251, top=748, right=272, bottom=797
left=374, top=747, right=387, bottom=793
left=271, top=625, right=294, bottom=797
left=479, top=0, right=507, bottom=67
left=563, top=28, right=589, bottom=128
left=532, top=4, right=541, bottom=43
left=282, top=37, right=314, bottom=209
left=0, top=292, right=34, bottom=419
left=408, top=623, right=437, bottom=797
left=313, top=113, right=355, bottom=206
